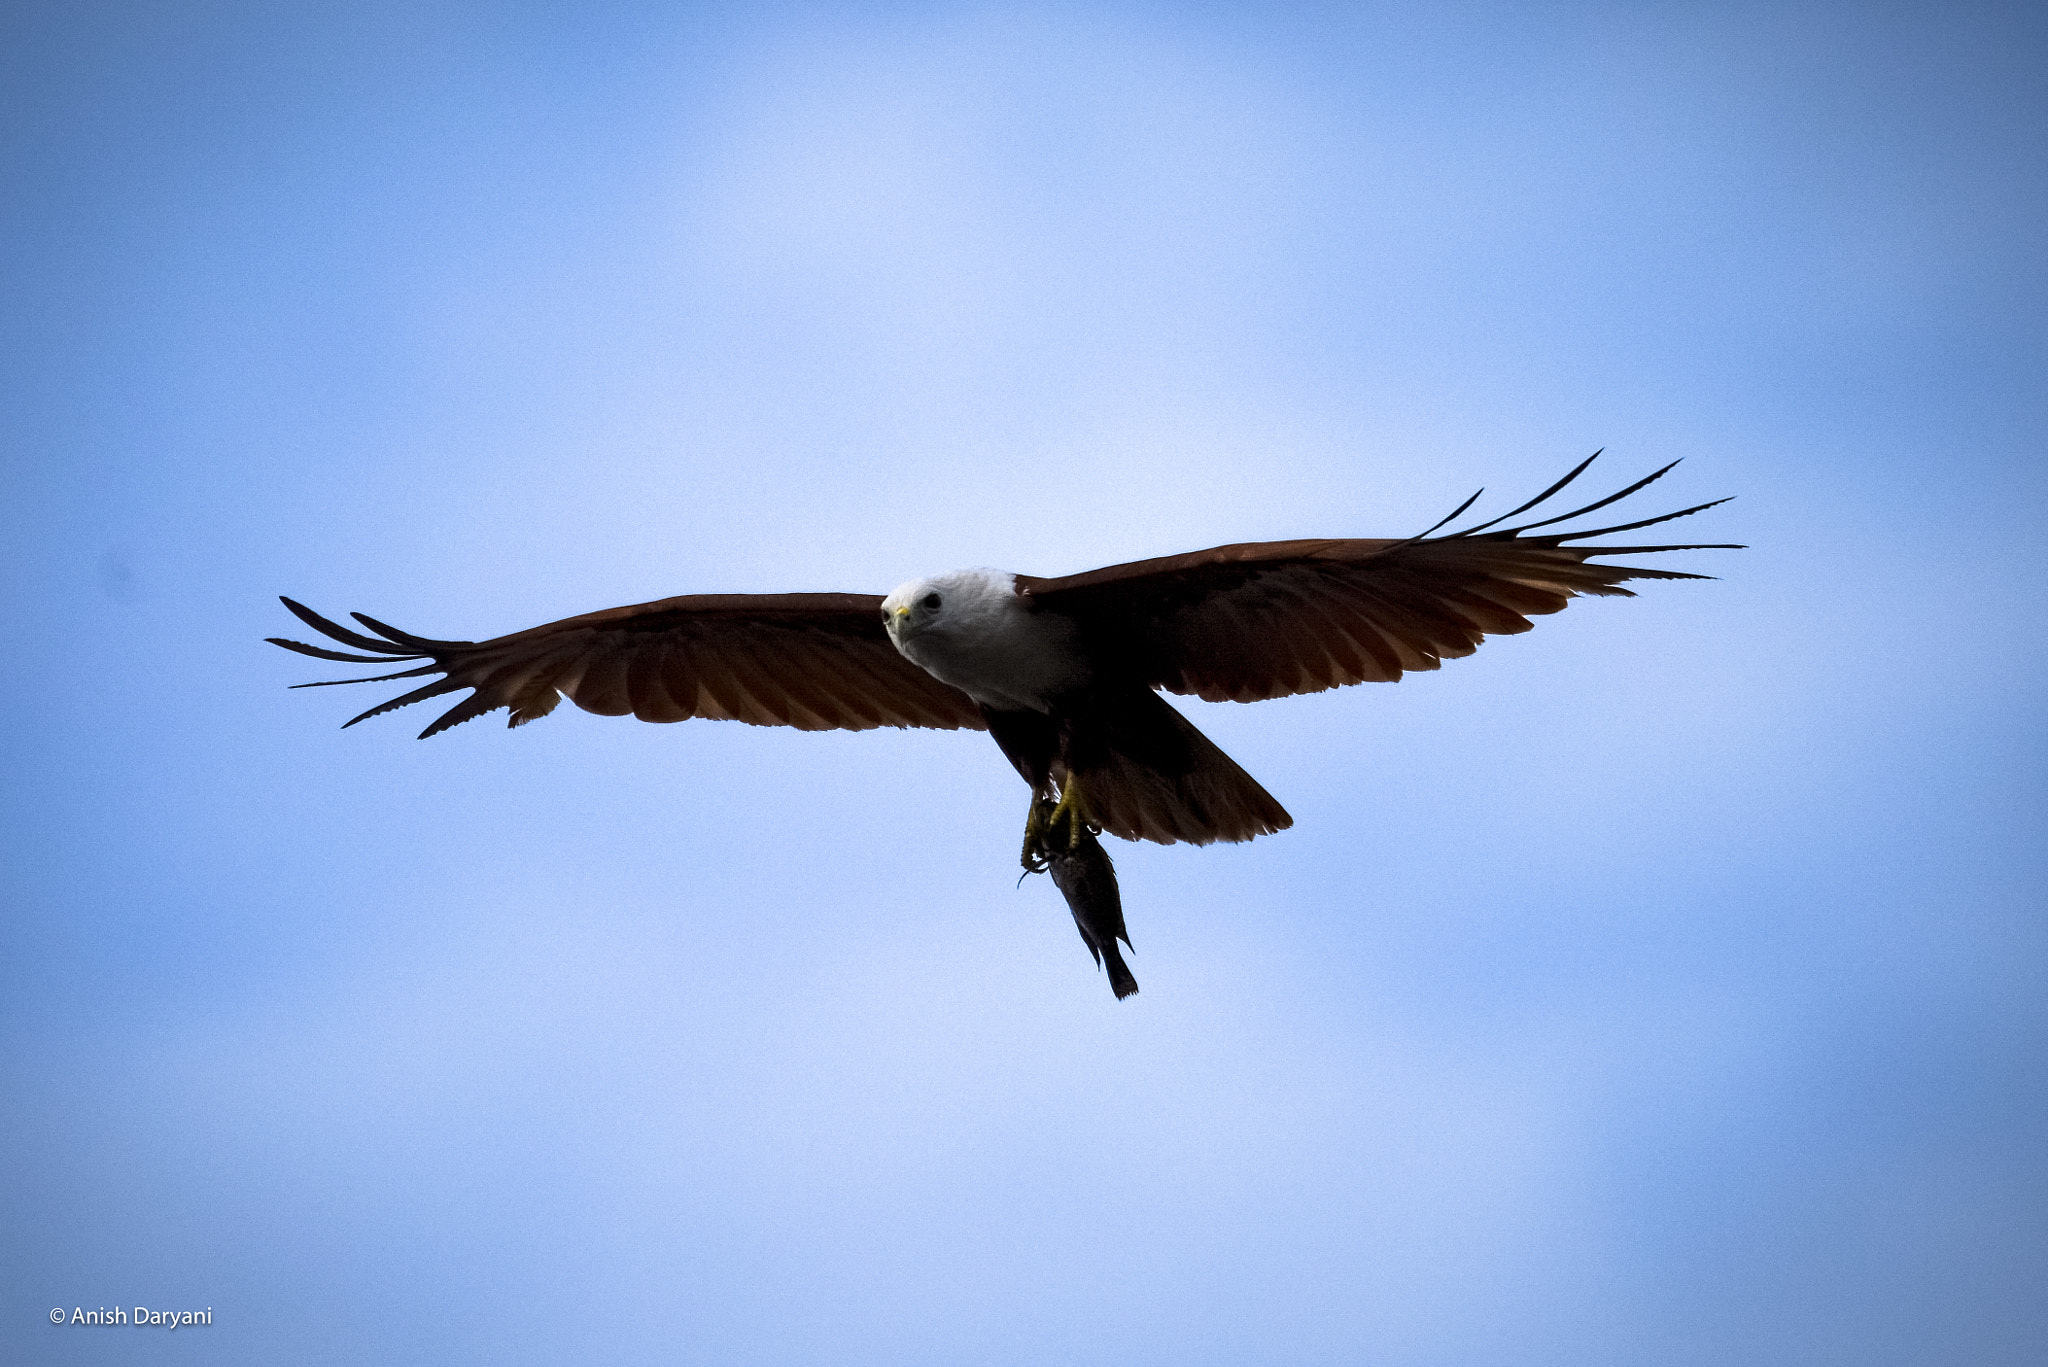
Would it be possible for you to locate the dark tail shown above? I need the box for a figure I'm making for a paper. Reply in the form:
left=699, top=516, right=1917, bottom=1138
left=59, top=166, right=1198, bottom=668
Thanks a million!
left=1064, top=688, right=1292, bottom=846
left=1048, top=830, right=1139, bottom=1000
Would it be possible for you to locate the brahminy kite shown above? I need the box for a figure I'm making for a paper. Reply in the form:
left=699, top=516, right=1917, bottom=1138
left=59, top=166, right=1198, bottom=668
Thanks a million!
left=270, top=454, right=1736, bottom=998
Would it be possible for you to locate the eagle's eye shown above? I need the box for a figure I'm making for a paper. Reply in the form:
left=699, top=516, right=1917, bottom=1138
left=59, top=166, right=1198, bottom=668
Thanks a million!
left=922, top=592, right=942, bottom=611
left=879, top=610, right=891, bottom=625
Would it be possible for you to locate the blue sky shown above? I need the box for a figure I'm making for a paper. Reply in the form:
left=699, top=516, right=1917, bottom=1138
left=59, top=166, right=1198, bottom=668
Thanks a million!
left=4, top=3, right=2043, bottom=1363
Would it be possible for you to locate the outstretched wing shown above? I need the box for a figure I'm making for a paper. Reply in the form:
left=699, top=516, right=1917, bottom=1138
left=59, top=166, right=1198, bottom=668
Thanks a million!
left=1015, top=454, right=1741, bottom=704
left=269, top=592, right=986, bottom=738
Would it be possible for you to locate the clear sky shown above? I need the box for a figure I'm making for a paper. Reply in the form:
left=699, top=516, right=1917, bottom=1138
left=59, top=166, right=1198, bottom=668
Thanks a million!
left=4, top=2, right=2043, bottom=1363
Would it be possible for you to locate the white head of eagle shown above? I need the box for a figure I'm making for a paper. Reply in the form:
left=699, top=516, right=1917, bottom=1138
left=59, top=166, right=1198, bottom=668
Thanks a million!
left=880, top=568, right=1089, bottom=714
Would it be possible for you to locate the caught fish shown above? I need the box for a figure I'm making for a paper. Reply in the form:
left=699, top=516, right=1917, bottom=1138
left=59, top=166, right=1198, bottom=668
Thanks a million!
left=1046, top=828, right=1138, bottom=1000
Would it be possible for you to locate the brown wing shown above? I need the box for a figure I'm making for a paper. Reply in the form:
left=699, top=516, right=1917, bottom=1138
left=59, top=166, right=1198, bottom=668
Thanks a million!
left=269, top=592, right=986, bottom=738
left=1014, top=455, right=1741, bottom=704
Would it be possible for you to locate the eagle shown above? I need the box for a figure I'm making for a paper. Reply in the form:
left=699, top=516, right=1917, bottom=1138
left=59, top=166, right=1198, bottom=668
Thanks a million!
left=270, top=454, right=1736, bottom=999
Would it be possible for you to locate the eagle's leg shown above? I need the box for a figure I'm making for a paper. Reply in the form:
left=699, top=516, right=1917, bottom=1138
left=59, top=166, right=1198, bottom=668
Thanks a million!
left=1021, top=777, right=1095, bottom=873
left=1021, top=796, right=1056, bottom=874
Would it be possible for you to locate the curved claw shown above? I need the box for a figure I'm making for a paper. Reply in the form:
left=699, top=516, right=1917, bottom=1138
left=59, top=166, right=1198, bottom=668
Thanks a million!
left=1020, top=781, right=1097, bottom=873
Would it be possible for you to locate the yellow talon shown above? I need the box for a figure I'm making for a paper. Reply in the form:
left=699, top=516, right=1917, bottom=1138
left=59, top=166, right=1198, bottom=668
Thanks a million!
left=1021, top=778, right=1095, bottom=874
left=1047, top=781, right=1088, bottom=850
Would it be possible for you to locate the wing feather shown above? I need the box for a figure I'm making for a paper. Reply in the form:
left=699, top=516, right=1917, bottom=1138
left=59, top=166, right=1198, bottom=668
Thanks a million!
left=626, top=639, right=691, bottom=723
left=1264, top=575, right=1358, bottom=693
left=563, top=637, right=637, bottom=717
left=269, top=592, right=985, bottom=738
left=684, top=645, right=747, bottom=722
left=779, top=636, right=892, bottom=729
left=1017, top=456, right=1739, bottom=703
left=1279, top=577, right=1374, bottom=689
left=717, top=633, right=820, bottom=729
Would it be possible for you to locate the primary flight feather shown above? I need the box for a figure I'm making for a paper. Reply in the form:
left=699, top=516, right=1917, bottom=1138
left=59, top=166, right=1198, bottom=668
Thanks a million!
left=271, top=454, right=1737, bottom=998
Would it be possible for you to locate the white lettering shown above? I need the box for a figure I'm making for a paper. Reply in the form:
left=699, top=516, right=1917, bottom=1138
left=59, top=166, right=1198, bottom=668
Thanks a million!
left=70, top=1306, right=128, bottom=1325
left=65, top=1302, right=211, bottom=1328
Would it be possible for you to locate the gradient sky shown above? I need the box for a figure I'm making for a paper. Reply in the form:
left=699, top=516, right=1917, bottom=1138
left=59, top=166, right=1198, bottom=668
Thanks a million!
left=4, top=3, right=2043, bottom=1364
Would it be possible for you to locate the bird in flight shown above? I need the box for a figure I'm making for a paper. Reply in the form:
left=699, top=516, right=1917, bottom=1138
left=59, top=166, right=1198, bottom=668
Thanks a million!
left=270, top=454, right=1736, bottom=999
